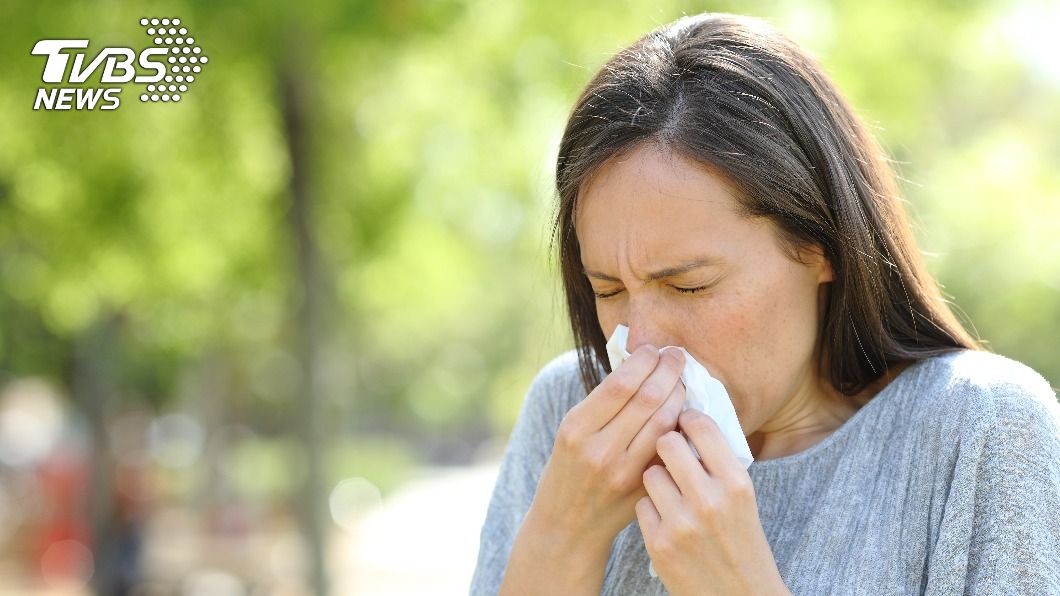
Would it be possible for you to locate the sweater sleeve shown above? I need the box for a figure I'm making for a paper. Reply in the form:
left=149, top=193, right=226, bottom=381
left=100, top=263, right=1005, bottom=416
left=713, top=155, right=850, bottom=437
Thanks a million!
left=926, top=366, right=1060, bottom=596
left=468, top=354, right=581, bottom=596
left=962, top=379, right=1060, bottom=595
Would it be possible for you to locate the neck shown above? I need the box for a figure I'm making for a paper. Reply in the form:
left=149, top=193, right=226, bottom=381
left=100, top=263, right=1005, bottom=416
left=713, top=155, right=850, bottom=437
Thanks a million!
left=746, top=361, right=909, bottom=461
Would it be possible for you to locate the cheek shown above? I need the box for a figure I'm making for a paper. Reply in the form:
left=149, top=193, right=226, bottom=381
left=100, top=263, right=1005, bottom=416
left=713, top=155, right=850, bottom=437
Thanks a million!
left=738, top=275, right=815, bottom=363
left=733, top=273, right=822, bottom=394
left=704, top=291, right=766, bottom=370
left=596, top=305, right=615, bottom=338
left=594, top=293, right=619, bottom=327
left=696, top=272, right=817, bottom=399
left=594, top=298, right=633, bottom=343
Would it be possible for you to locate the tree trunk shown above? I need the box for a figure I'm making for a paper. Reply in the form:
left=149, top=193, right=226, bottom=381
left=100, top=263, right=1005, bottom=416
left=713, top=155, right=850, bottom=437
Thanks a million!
left=279, top=40, right=329, bottom=596
left=74, top=311, right=121, bottom=596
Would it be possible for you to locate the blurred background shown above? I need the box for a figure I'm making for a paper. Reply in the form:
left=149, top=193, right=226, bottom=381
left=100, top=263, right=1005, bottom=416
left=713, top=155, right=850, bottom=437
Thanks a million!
left=1, top=0, right=1058, bottom=594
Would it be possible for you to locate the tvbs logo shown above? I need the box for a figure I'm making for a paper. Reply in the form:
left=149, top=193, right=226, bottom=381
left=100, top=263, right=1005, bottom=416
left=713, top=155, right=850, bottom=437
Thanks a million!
left=32, top=17, right=208, bottom=111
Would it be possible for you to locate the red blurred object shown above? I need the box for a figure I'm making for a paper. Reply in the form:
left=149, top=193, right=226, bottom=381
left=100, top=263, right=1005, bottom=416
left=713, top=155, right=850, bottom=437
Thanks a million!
left=33, top=447, right=91, bottom=579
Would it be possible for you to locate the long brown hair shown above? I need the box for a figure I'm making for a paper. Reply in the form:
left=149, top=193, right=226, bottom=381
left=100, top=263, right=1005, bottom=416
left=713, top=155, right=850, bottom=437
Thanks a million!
left=552, top=13, right=981, bottom=395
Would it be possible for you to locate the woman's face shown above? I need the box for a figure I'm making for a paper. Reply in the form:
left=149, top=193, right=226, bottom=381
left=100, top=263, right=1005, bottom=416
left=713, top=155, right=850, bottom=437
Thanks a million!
left=575, top=142, right=835, bottom=437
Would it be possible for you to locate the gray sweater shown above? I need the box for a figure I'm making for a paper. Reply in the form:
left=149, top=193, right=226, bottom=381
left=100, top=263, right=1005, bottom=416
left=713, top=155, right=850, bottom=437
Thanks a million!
left=470, top=348, right=1060, bottom=595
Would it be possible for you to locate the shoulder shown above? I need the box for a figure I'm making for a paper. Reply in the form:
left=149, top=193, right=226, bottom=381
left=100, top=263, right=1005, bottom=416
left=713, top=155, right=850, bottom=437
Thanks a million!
left=909, top=349, right=1060, bottom=449
left=915, top=349, right=1056, bottom=411
left=928, top=349, right=1052, bottom=393
left=521, top=349, right=593, bottom=426
left=530, top=349, right=584, bottom=387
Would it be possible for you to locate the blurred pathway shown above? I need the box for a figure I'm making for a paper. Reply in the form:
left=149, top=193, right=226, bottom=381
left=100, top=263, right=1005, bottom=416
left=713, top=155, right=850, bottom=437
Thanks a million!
left=330, top=457, right=501, bottom=596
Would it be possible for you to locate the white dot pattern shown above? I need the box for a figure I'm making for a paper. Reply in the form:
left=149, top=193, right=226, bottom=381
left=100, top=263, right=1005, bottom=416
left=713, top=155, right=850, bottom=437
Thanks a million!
left=139, top=16, right=208, bottom=103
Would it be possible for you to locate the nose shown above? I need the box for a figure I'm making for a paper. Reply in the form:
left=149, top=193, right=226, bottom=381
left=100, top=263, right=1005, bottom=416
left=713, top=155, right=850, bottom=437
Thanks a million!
left=624, top=299, right=674, bottom=352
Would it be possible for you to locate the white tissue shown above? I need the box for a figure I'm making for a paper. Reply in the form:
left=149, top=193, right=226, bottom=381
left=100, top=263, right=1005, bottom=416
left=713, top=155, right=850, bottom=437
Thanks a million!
left=604, top=324, right=754, bottom=578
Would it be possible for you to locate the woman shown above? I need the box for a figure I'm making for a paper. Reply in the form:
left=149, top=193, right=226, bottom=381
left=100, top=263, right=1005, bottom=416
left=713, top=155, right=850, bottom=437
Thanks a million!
left=470, top=12, right=1060, bottom=596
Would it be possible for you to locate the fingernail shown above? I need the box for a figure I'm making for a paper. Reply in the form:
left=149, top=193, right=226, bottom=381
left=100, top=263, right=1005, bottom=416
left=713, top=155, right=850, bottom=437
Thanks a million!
left=661, top=347, right=685, bottom=363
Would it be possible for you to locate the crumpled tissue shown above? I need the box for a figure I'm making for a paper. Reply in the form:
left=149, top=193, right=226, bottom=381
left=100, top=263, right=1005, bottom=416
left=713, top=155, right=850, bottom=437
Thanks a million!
left=604, top=324, right=754, bottom=578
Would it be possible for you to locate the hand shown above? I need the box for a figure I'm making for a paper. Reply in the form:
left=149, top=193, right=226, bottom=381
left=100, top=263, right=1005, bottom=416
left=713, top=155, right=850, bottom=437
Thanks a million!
left=528, top=345, right=688, bottom=551
left=636, top=409, right=789, bottom=596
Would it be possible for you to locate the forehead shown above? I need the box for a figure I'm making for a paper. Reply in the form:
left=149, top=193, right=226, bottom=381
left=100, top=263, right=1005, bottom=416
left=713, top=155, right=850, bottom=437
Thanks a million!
left=575, top=143, right=752, bottom=259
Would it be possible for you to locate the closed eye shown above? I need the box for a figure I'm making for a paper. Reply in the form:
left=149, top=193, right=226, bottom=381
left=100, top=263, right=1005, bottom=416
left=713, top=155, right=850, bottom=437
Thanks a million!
left=674, top=282, right=708, bottom=292
left=593, top=286, right=708, bottom=299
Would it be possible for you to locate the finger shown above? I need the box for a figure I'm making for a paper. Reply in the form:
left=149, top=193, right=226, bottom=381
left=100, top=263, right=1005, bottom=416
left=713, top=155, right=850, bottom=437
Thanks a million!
left=569, top=344, right=662, bottom=432
left=645, top=453, right=664, bottom=470
left=642, top=464, right=683, bottom=520
left=601, top=347, right=685, bottom=444
left=624, top=376, right=684, bottom=463
left=678, top=409, right=741, bottom=480
left=635, top=494, right=661, bottom=536
left=655, top=430, right=711, bottom=499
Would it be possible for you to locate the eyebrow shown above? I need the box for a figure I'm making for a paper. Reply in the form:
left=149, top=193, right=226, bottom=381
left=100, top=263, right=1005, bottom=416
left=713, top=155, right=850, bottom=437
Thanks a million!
left=583, top=257, right=724, bottom=282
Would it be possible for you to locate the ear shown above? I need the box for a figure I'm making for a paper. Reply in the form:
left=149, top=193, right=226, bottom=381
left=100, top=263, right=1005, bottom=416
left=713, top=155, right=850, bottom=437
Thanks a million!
left=799, top=243, right=834, bottom=284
